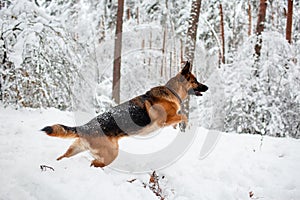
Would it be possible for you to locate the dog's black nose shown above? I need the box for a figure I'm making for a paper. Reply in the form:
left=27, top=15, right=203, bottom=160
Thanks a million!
left=200, top=84, right=208, bottom=92
left=41, top=126, right=53, bottom=134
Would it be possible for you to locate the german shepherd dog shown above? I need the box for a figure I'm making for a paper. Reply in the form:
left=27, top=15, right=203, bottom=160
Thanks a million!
left=41, top=61, right=208, bottom=167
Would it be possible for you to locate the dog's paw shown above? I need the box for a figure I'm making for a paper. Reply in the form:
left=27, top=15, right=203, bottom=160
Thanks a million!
left=90, top=159, right=106, bottom=168
left=179, top=122, right=187, bottom=132
left=173, top=124, right=178, bottom=129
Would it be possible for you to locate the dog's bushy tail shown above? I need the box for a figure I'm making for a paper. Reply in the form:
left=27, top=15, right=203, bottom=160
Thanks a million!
left=41, top=124, right=79, bottom=139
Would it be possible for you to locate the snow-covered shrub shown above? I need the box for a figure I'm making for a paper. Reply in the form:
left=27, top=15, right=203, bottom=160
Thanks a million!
left=0, top=0, right=80, bottom=109
left=224, top=32, right=300, bottom=138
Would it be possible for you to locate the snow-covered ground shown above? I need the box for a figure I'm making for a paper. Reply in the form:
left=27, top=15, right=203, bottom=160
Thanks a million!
left=0, top=106, right=299, bottom=200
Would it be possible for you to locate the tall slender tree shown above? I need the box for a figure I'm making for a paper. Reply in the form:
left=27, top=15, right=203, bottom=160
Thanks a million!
left=254, top=0, right=267, bottom=60
left=112, top=0, right=125, bottom=104
left=184, top=0, right=202, bottom=65
left=248, top=0, right=252, bottom=36
left=286, top=0, right=293, bottom=44
left=219, top=3, right=225, bottom=64
left=179, top=0, right=202, bottom=131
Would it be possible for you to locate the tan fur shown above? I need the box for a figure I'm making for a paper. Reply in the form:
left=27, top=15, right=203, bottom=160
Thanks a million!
left=57, top=136, right=120, bottom=167
left=47, top=124, right=79, bottom=139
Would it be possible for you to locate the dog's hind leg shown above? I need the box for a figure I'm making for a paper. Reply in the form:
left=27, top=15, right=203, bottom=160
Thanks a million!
left=57, top=139, right=86, bottom=161
left=88, top=137, right=119, bottom=168
left=89, top=147, right=119, bottom=168
left=90, top=159, right=106, bottom=168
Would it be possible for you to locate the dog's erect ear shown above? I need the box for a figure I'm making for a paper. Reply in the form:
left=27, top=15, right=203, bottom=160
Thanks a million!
left=181, top=61, right=191, bottom=75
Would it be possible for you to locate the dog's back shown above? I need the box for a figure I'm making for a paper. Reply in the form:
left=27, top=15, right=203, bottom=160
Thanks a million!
left=77, top=93, right=152, bottom=137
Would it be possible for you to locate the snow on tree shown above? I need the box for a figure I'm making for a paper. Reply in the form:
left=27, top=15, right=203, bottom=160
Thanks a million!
left=224, top=32, right=300, bottom=138
left=0, top=0, right=81, bottom=109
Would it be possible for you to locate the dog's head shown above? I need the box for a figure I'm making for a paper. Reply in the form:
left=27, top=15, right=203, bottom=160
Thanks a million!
left=178, top=61, right=208, bottom=96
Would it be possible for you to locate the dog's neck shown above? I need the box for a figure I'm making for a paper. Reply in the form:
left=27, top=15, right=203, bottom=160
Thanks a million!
left=165, top=77, right=187, bottom=104
left=166, top=86, right=183, bottom=104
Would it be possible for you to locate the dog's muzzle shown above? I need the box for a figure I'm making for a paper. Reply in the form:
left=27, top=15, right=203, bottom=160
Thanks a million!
left=189, top=84, right=208, bottom=96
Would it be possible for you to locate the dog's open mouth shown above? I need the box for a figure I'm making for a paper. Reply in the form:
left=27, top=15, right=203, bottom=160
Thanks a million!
left=189, top=84, right=208, bottom=96
left=188, top=89, right=203, bottom=96
left=195, top=91, right=202, bottom=96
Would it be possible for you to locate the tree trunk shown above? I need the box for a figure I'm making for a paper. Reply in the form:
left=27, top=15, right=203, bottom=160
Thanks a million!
left=136, top=7, right=139, bottom=24
left=112, top=0, right=124, bottom=104
left=148, top=31, right=152, bottom=68
left=126, top=8, right=130, bottom=20
left=184, top=0, right=202, bottom=64
left=180, top=39, right=183, bottom=65
left=248, top=0, right=252, bottom=36
left=286, top=0, right=293, bottom=44
left=219, top=3, right=225, bottom=64
left=161, top=27, right=166, bottom=77
left=180, top=0, right=202, bottom=131
left=254, top=0, right=267, bottom=60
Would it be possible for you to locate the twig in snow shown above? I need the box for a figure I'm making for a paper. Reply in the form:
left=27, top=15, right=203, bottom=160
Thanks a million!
left=127, top=178, right=137, bottom=183
left=148, top=171, right=165, bottom=200
left=127, top=171, right=169, bottom=200
left=40, top=165, right=55, bottom=171
left=259, top=134, right=264, bottom=150
left=249, top=191, right=264, bottom=199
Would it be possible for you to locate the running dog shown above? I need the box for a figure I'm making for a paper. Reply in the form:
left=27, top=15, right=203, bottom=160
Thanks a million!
left=41, top=61, right=208, bottom=167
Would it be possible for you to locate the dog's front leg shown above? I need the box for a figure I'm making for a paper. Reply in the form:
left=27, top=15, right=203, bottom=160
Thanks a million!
left=165, top=113, right=187, bottom=127
left=179, top=114, right=188, bottom=131
left=57, top=139, right=86, bottom=161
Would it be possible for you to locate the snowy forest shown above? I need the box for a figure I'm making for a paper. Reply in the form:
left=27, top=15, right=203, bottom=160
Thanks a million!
left=0, top=0, right=299, bottom=138
left=1, top=0, right=300, bottom=199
